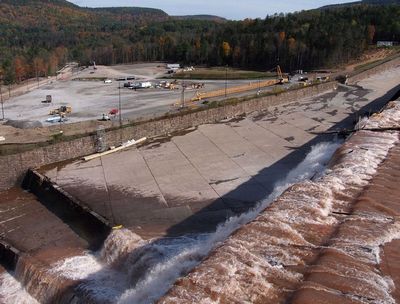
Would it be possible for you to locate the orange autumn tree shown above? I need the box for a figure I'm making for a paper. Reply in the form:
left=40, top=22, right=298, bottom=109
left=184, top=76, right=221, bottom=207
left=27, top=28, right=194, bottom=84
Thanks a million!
left=33, top=57, right=47, bottom=79
left=14, top=56, right=27, bottom=83
left=278, top=31, right=286, bottom=48
left=367, top=25, right=376, bottom=45
left=222, top=41, right=231, bottom=64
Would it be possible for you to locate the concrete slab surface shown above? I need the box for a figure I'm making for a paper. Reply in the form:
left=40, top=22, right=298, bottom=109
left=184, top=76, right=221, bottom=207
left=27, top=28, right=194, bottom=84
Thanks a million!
left=38, top=67, right=400, bottom=238
left=0, top=188, right=87, bottom=257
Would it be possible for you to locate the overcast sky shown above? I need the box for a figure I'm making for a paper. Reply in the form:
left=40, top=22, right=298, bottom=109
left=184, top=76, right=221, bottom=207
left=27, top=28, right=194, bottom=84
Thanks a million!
left=69, top=0, right=358, bottom=20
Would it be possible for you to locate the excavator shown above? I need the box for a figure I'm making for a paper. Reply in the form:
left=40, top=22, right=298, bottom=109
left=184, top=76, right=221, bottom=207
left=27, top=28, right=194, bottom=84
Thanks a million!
left=49, top=105, right=72, bottom=116
left=276, top=65, right=289, bottom=84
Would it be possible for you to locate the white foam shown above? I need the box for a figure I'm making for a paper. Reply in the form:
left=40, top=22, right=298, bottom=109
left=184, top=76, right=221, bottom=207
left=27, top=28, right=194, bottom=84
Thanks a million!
left=50, top=253, right=103, bottom=281
left=0, top=271, right=39, bottom=304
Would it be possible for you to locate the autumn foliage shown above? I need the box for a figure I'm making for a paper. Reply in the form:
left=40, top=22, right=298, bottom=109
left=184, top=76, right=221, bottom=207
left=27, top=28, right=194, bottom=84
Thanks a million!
left=1, top=0, right=400, bottom=84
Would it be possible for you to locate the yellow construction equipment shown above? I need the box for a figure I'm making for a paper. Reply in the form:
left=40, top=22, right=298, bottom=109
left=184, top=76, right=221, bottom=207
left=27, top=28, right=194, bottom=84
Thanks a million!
left=277, top=65, right=289, bottom=84
left=190, top=77, right=282, bottom=102
left=49, top=105, right=72, bottom=115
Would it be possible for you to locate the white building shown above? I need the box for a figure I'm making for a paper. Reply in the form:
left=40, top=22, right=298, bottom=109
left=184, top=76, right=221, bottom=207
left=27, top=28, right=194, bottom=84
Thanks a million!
left=377, top=41, right=396, bottom=47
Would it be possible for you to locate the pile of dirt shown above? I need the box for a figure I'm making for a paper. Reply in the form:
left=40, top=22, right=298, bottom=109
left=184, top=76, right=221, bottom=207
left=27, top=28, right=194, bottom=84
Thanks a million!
left=5, top=119, right=43, bottom=129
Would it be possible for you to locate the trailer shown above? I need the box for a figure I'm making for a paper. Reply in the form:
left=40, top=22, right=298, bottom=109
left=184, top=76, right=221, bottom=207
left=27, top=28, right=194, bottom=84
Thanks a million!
left=41, top=95, right=52, bottom=103
left=167, top=64, right=180, bottom=70
left=129, top=82, right=152, bottom=89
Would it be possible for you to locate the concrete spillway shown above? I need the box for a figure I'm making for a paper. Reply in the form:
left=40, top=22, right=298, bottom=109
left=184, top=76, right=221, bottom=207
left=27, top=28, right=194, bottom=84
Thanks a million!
left=0, top=67, right=400, bottom=303
left=37, top=71, right=400, bottom=239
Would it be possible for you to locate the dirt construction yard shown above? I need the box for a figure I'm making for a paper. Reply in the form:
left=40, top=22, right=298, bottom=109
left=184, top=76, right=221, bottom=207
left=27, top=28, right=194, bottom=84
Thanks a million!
left=1, top=63, right=279, bottom=127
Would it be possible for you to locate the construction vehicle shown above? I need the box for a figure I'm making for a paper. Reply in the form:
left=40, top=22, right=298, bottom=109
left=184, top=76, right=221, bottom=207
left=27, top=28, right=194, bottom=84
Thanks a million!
left=109, top=108, right=119, bottom=116
left=99, top=113, right=111, bottom=121
left=190, top=82, right=205, bottom=89
left=46, top=115, right=68, bottom=123
left=49, top=105, right=72, bottom=115
left=41, top=95, right=52, bottom=103
left=168, top=80, right=179, bottom=90
left=276, top=65, right=289, bottom=84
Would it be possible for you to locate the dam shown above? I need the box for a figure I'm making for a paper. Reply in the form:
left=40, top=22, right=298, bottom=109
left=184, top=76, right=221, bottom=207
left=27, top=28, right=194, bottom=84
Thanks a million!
left=0, top=65, right=400, bottom=303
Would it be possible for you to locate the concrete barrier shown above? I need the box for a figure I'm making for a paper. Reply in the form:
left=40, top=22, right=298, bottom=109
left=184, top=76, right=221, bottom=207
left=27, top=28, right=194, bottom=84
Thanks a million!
left=22, top=169, right=112, bottom=249
left=0, top=239, right=20, bottom=271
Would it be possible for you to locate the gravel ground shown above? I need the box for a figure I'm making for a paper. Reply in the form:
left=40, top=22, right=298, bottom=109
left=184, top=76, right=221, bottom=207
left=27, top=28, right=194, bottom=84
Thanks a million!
left=1, top=63, right=278, bottom=126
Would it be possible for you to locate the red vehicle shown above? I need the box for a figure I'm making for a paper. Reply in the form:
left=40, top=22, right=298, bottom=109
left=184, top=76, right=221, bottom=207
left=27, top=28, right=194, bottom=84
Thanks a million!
left=109, top=109, right=119, bottom=116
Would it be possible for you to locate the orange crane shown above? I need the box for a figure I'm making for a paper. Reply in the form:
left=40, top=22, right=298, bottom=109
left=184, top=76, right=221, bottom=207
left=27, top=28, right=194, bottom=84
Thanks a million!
left=277, top=65, right=285, bottom=84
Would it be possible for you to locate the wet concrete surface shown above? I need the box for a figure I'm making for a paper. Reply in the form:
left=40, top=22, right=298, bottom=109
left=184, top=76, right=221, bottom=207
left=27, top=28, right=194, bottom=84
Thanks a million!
left=0, top=188, right=88, bottom=302
left=0, top=187, right=104, bottom=303
left=0, top=188, right=87, bottom=256
left=38, top=70, right=400, bottom=239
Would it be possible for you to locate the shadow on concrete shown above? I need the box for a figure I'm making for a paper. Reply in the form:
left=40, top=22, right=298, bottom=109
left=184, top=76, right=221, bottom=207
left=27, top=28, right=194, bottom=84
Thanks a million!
left=165, top=83, right=400, bottom=236
left=12, top=83, right=400, bottom=302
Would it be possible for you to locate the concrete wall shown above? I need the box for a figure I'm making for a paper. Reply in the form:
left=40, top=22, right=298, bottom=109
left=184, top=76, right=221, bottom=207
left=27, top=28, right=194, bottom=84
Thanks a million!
left=23, top=169, right=111, bottom=249
left=0, top=136, right=96, bottom=192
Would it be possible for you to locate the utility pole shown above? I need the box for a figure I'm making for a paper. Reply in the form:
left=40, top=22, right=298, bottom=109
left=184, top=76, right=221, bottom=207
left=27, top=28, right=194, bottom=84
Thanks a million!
left=0, top=81, right=4, bottom=120
left=181, top=71, right=186, bottom=108
left=225, top=65, right=228, bottom=97
left=181, top=81, right=186, bottom=108
left=118, top=82, right=122, bottom=127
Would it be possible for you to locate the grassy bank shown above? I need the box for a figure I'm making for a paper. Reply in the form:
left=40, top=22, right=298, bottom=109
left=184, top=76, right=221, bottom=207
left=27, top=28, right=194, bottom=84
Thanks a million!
left=353, top=50, right=400, bottom=74
left=173, top=68, right=277, bottom=80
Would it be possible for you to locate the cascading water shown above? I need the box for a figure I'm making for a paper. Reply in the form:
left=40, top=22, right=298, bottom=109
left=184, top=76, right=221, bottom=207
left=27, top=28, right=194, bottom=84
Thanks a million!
left=0, top=270, right=39, bottom=304
left=10, top=99, right=400, bottom=304
left=44, top=140, right=341, bottom=304
left=157, top=101, right=400, bottom=304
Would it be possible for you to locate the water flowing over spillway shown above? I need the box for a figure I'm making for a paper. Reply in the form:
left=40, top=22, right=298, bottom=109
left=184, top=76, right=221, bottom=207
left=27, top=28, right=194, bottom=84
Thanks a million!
left=1, top=87, right=400, bottom=303
left=159, top=100, right=400, bottom=304
left=0, top=270, right=39, bottom=304
left=37, top=141, right=340, bottom=304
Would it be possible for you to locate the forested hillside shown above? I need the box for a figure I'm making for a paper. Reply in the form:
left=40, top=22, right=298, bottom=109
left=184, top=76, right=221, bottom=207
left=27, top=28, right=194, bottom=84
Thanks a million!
left=0, top=0, right=399, bottom=84
left=321, top=0, right=400, bottom=8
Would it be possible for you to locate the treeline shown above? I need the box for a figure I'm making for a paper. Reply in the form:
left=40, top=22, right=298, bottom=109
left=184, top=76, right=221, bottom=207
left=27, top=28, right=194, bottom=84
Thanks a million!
left=124, top=4, right=400, bottom=69
left=1, top=0, right=400, bottom=84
